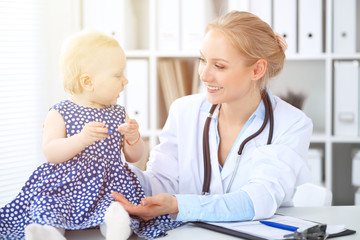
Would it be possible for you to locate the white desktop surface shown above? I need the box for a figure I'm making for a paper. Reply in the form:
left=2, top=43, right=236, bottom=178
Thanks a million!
left=65, top=206, right=359, bottom=240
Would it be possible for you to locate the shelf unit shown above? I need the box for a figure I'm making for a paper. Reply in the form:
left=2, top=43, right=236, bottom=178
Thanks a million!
left=81, top=0, right=360, bottom=205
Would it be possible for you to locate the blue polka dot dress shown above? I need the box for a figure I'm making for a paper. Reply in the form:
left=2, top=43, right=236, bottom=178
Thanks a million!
left=0, top=100, right=182, bottom=240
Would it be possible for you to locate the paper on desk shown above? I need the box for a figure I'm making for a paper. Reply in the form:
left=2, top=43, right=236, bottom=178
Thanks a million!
left=326, top=224, right=346, bottom=234
left=207, top=215, right=345, bottom=239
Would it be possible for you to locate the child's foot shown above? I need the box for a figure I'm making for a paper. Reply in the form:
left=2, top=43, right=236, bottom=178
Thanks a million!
left=101, top=201, right=132, bottom=240
left=25, top=223, right=66, bottom=240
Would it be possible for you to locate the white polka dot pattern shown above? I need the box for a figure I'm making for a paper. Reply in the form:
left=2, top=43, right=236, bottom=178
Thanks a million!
left=0, top=100, right=182, bottom=240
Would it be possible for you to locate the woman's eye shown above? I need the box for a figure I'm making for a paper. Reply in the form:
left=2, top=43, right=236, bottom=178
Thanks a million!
left=215, top=64, right=224, bottom=69
left=199, top=57, right=206, bottom=63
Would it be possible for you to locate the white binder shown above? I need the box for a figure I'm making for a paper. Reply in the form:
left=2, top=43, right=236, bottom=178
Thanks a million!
left=124, top=59, right=149, bottom=133
left=249, top=0, right=272, bottom=27
left=307, top=149, right=323, bottom=185
left=333, top=0, right=357, bottom=54
left=157, top=0, right=180, bottom=51
left=298, top=0, right=323, bottom=54
left=181, top=0, right=215, bottom=52
left=227, top=0, right=250, bottom=12
left=334, top=61, right=359, bottom=136
left=273, top=0, right=297, bottom=54
left=82, top=0, right=126, bottom=48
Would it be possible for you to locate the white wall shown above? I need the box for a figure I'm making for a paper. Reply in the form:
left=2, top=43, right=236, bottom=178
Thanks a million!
left=42, top=0, right=81, bottom=112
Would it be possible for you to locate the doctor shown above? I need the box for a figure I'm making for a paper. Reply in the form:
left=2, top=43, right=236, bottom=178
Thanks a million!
left=113, top=11, right=313, bottom=222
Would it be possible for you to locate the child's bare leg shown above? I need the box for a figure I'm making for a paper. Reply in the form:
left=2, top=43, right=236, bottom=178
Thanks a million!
left=25, top=223, right=66, bottom=240
left=100, top=201, right=132, bottom=240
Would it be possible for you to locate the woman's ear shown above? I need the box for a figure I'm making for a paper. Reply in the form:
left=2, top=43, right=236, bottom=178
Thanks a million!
left=251, top=59, right=267, bottom=81
left=79, top=73, right=94, bottom=92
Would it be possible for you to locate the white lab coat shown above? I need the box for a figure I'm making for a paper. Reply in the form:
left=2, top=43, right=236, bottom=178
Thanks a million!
left=131, top=93, right=313, bottom=220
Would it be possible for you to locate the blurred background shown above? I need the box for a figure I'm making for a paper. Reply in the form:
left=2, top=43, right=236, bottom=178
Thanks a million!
left=1, top=0, right=360, bottom=207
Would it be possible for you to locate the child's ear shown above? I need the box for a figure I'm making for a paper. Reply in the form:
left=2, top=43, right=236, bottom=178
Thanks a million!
left=251, top=59, right=267, bottom=81
left=79, top=73, right=94, bottom=92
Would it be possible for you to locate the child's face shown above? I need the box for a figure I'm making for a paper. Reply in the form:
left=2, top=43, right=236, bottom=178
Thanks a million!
left=88, top=46, right=128, bottom=108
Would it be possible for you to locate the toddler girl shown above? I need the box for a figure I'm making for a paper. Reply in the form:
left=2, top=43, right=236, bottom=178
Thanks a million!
left=0, top=30, right=180, bottom=240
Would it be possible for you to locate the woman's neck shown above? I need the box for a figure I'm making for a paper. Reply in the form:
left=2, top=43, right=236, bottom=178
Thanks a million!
left=219, top=91, right=262, bottom=126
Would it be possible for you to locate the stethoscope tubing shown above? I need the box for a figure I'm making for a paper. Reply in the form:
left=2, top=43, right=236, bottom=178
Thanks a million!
left=202, top=91, right=274, bottom=195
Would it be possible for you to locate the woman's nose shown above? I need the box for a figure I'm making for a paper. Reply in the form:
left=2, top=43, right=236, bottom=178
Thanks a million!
left=199, top=65, right=211, bottom=82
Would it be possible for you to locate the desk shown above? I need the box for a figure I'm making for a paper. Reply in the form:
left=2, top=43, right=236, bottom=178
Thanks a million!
left=66, top=206, right=359, bottom=239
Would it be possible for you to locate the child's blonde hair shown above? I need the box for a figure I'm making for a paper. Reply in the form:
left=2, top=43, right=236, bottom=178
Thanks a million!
left=60, top=30, right=123, bottom=94
left=206, top=11, right=285, bottom=91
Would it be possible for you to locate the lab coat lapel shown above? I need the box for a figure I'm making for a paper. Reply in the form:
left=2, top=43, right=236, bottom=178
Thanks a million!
left=207, top=110, right=225, bottom=194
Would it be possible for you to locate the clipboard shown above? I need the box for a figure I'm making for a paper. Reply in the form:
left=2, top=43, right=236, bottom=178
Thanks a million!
left=189, top=214, right=356, bottom=240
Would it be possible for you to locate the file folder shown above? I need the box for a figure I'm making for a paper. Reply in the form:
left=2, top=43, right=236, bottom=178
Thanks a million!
left=333, top=61, right=359, bottom=136
left=124, top=59, right=149, bottom=133
left=82, top=0, right=126, bottom=48
left=181, top=0, right=215, bottom=51
left=157, top=0, right=180, bottom=51
left=249, top=0, right=272, bottom=27
left=273, top=0, right=297, bottom=54
left=333, top=0, right=357, bottom=54
left=298, top=0, right=323, bottom=54
left=227, top=0, right=250, bottom=12
left=307, top=149, right=323, bottom=185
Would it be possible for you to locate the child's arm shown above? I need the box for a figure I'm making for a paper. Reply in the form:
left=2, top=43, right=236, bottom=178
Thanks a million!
left=119, top=115, right=145, bottom=163
left=42, top=109, right=109, bottom=164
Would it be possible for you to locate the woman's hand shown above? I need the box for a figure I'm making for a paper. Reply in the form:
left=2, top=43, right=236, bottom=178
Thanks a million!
left=111, top=192, right=179, bottom=221
left=78, top=121, right=109, bottom=147
left=118, top=119, right=140, bottom=144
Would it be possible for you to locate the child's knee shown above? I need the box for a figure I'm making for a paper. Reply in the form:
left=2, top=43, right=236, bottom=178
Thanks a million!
left=102, top=201, right=132, bottom=240
left=105, top=201, right=130, bottom=224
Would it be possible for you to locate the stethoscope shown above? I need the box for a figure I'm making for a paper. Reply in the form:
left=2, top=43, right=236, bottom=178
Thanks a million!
left=202, top=91, right=274, bottom=195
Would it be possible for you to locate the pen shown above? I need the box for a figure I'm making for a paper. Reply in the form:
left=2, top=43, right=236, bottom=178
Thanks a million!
left=259, top=221, right=299, bottom=232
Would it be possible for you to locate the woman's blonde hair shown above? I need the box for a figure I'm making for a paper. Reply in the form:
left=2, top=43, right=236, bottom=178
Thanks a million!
left=206, top=11, right=285, bottom=91
left=60, top=30, right=122, bottom=94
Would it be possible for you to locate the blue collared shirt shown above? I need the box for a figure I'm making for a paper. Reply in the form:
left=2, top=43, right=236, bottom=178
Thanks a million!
left=174, top=98, right=268, bottom=222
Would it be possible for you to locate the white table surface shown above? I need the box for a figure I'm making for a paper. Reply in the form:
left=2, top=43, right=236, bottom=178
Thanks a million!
left=66, top=206, right=360, bottom=240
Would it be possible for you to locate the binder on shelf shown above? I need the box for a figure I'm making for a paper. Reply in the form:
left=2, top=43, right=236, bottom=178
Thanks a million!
left=157, top=0, right=180, bottom=51
left=83, top=0, right=126, bottom=48
left=124, top=59, right=149, bottom=133
left=181, top=0, right=215, bottom=51
left=158, top=59, right=180, bottom=112
left=174, top=59, right=192, bottom=96
left=333, top=0, right=357, bottom=54
left=333, top=60, right=359, bottom=136
left=298, top=0, right=323, bottom=54
left=192, top=59, right=201, bottom=94
left=352, top=151, right=360, bottom=205
left=227, top=0, right=250, bottom=12
left=307, top=149, right=323, bottom=185
left=273, top=0, right=296, bottom=54
left=249, top=0, right=272, bottom=27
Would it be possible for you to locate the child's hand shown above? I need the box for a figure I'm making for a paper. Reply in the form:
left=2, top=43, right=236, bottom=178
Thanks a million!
left=78, top=121, right=109, bottom=147
left=118, top=119, right=140, bottom=144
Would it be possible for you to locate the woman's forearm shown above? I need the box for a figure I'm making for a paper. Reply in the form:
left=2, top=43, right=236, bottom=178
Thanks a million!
left=175, top=190, right=255, bottom=222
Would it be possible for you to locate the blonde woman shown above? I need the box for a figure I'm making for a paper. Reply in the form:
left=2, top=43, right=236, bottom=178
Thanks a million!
left=114, top=11, right=312, bottom=223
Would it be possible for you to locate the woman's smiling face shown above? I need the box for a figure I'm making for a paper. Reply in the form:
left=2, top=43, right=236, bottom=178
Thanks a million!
left=198, top=29, right=257, bottom=105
